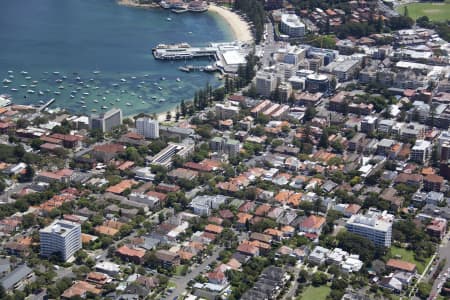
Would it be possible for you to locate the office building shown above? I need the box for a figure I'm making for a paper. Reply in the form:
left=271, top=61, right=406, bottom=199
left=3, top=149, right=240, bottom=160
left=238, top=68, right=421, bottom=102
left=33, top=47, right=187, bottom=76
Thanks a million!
left=89, top=108, right=122, bottom=132
left=346, top=210, right=394, bottom=247
left=280, top=13, right=306, bottom=37
left=136, top=117, right=159, bottom=139
left=40, top=220, right=82, bottom=261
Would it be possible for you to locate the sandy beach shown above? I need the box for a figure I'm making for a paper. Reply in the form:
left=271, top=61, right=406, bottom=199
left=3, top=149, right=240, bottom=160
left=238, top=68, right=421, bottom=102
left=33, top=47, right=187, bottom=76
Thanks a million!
left=208, top=4, right=254, bottom=43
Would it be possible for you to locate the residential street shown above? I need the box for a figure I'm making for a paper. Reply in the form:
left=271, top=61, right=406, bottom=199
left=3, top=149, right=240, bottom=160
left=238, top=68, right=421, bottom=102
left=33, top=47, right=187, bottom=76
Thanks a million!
left=162, top=246, right=224, bottom=300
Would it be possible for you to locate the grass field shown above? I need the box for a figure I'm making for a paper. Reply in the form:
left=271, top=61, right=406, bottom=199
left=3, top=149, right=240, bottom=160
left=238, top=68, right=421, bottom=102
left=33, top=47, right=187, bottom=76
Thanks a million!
left=397, top=1, right=450, bottom=22
left=389, top=246, right=432, bottom=274
left=299, top=285, right=331, bottom=300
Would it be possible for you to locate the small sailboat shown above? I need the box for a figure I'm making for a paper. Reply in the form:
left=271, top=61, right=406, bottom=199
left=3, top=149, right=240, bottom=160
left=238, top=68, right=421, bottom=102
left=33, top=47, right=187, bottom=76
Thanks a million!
left=93, top=99, right=99, bottom=103
left=93, top=70, right=100, bottom=74
left=101, top=105, right=108, bottom=110
left=167, top=17, right=172, bottom=21
left=126, top=102, right=132, bottom=106
left=176, top=77, right=181, bottom=82
left=120, top=78, right=127, bottom=82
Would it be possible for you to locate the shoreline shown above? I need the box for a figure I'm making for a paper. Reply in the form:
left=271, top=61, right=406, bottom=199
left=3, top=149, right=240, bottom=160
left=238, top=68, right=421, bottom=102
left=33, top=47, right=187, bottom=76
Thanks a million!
left=117, top=1, right=254, bottom=121
left=207, top=4, right=254, bottom=43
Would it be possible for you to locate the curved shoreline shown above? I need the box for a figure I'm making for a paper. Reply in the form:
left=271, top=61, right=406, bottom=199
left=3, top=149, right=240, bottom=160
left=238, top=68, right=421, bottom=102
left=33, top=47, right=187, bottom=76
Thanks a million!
left=207, top=4, right=253, bottom=43
left=117, top=1, right=253, bottom=43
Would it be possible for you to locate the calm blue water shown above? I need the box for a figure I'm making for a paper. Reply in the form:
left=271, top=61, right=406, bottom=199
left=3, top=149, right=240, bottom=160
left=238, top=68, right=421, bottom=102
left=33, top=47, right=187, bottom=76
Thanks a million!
left=0, top=0, right=233, bottom=115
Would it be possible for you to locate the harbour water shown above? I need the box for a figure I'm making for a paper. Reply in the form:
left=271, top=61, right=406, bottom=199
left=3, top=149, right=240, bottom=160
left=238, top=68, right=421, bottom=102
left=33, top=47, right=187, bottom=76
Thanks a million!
left=0, top=0, right=234, bottom=116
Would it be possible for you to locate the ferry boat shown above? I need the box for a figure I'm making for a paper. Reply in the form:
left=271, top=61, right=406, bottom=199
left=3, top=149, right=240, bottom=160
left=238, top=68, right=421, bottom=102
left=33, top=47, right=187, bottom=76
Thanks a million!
left=188, top=1, right=208, bottom=12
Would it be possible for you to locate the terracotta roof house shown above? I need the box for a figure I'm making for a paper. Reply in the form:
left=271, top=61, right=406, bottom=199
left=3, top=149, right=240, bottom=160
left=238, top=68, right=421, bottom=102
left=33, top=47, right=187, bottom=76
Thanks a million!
left=86, top=272, right=111, bottom=286
left=106, top=179, right=137, bottom=195
left=116, top=245, right=146, bottom=264
left=237, top=242, right=259, bottom=257
left=91, top=143, right=125, bottom=162
left=386, top=259, right=417, bottom=273
left=205, top=224, right=224, bottom=235
left=207, top=270, right=227, bottom=285
left=61, top=281, right=101, bottom=299
left=298, top=215, right=326, bottom=234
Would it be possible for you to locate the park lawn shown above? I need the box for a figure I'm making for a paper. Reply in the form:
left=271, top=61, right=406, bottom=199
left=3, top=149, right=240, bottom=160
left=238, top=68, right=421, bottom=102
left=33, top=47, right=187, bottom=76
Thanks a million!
left=397, top=1, right=450, bottom=22
left=299, top=285, right=331, bottom=300
left=389, top=246, right=431, bottom=274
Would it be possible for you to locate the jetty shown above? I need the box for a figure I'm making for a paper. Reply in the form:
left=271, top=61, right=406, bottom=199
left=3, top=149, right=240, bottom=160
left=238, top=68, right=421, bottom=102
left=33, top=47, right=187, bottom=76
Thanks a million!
left=38, top=98, right=55, bottom=112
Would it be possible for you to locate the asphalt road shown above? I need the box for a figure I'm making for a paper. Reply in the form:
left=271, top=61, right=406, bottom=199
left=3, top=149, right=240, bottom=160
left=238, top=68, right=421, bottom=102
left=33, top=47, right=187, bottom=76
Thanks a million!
left=427, top=231, right=450, bottom=299
left=162, top=246, right=224, bottom=300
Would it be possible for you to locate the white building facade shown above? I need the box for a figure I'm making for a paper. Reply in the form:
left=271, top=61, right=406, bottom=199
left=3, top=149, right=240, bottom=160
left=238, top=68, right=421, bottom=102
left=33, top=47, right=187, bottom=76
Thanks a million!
left=136, top=117, right=159, bottom=139
left=40, top=220, right=82, bottom=261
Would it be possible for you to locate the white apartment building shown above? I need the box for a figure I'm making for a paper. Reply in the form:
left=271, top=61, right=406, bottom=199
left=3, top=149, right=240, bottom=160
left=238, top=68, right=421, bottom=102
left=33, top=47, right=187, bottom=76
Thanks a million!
left=136, top=117, right=159, bottom=139
left=256, top=71, right=277, bottom=98
left=89, top=108, right=122, bottom=132
left=280, top=13, right=306, bottom=37
left=410, top=140, right=431, bottom=163
left=346, top=210, right=394, bottom=247
left=40, top=220, right=82, bottom=261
